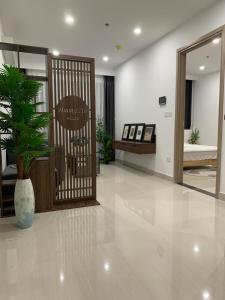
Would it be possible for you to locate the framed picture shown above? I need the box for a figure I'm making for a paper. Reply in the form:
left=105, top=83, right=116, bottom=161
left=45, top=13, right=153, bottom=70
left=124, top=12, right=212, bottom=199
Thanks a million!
left=122, top=124, right=130, bottom=140
left=143, top=124, right=156, bottom=143
left=135, top=123, right=145, bottom=141
left=128, top=124, right=137, bottom=140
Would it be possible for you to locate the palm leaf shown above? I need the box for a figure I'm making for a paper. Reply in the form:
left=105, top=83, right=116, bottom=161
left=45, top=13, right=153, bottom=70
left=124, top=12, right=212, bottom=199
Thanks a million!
left=0, top=65, right=51, bottom=179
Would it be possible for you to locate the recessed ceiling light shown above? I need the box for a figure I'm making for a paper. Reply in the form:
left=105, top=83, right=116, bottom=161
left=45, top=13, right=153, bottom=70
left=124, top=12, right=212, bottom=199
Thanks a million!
left=104, top=262, right=110, bottom=271
left=64, top=14, right=75, bottom=25
left=199, top=65, right=206, bottom=71
left=202, top=290, right=210, bottom=300
left=193, top=245, right=200, bottom=253
left=212, top=37, right=220, bottom=44
left=102, top=56, right=109, bottom=62
left=133, top=27, right=142, bottom=35
left=53, top=49, right=60, bottom=57
left=60, top=272, right=64, bottom=283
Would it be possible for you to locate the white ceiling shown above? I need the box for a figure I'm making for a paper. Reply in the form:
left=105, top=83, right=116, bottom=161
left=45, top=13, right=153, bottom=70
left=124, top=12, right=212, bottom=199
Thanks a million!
left=0, top=0, right=219, bottom=71
left=186, top=38, right=221, bottom=78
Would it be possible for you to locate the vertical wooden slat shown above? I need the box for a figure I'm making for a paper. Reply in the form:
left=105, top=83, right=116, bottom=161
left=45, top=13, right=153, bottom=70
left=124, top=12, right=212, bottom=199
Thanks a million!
left=84, top=62, right=88, bottom=197
left=90, top=59, right=96, bottom=200
left=64, top=59, right=69, bottom=200
left=77, top=61, right=81, bottom=199
left=60, top=59, right=65, bottom=201
left=53, top=59, right=60, bottom=197
left=72, top=60, right=77, bottom=200
left=68, top=60, right=72, bottom=199
left=56, top=59, right=64, bottom=200
left=87, top=62, right=91, bottom=197
left=47, top=53, right=54, bottom=208
left=80, top=62, right=84, bottom=197
left=71, top=60, right=76, bottom=200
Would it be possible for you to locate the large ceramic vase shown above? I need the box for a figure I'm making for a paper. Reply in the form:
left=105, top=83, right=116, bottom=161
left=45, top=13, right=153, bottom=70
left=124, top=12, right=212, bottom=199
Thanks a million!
left=14, top=179, right=35, bottom=229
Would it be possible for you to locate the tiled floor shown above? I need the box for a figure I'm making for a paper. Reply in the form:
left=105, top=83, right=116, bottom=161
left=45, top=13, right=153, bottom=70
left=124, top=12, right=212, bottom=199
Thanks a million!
left=1, top=163, right=225, bottom=300
left=183, top=167, right=216, bottom=194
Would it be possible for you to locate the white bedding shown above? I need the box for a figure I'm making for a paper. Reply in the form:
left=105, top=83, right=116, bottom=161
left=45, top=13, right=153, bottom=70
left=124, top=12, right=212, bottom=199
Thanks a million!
left=184, top=143, right=217, bottom=161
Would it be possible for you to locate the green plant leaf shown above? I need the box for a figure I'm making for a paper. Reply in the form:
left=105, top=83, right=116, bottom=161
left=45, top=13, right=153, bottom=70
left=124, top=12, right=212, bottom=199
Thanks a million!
left=0, top=65, right=51, bottom=179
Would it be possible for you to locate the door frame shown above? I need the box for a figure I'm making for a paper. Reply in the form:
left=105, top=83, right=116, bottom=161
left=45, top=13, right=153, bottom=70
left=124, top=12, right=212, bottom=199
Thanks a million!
left=174, top=25, right=225, bottom=198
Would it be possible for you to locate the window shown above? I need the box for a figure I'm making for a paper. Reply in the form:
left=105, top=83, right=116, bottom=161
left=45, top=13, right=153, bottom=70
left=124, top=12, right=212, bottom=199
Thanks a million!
left=185, top=80, right=192, bottom=129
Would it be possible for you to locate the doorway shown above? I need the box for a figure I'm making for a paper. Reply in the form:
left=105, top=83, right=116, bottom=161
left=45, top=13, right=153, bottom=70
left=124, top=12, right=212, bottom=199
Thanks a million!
left=174, top=26, right=225, bottom=198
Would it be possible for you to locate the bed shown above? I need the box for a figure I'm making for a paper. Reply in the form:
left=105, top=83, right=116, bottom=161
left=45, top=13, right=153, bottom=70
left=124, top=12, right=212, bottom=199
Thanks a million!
left=183, top=143, right=217, bottom=168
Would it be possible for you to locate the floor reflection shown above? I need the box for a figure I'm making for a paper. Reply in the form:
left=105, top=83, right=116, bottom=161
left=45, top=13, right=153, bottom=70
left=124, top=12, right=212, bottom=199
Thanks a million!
left=0, top=163, right=225, bottom=299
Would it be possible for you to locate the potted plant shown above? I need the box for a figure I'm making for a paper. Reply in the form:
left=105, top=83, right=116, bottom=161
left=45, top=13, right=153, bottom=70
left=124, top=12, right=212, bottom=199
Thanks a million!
left=188, top=128, right=200, bottom=144
left=96, top=119, right=112, bottom=164
left=0, top=65, right=51, bottom=229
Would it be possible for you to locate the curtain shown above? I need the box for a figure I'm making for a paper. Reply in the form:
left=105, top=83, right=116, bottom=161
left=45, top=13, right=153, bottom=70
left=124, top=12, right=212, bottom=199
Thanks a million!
left=95, top=76, right=105, bottom=121
left=185, top=80, right=192, bottom=129
left=104, top=76, right=115, bottom=161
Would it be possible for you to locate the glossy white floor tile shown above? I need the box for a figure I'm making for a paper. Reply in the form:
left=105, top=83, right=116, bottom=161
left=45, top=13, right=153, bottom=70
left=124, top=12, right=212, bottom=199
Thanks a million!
left=183, top=168, right=216, bottom=194
left=1, top=163, right=225, bottom=300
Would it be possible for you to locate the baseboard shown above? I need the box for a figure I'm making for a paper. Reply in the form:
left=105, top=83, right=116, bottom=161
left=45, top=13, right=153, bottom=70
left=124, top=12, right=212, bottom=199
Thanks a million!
left=116, top=159, right=174, bottom=182
left=153, top=170, right=174, bottom=182
left=219, top=192, right=225, bottom=201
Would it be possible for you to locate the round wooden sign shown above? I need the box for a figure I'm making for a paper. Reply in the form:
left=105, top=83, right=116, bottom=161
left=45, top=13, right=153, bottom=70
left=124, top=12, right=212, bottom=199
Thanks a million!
left=55, top=95, right=89, bottom=130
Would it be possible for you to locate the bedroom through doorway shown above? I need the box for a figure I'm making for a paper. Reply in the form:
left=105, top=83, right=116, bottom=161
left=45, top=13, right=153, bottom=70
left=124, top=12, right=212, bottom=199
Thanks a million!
left=183, top=38, right=221, bottom=195
left=174, top=26, right=225, bottom=198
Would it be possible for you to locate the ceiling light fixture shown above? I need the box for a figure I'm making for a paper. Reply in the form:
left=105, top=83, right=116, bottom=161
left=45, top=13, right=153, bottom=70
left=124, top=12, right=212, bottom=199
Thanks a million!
left=133, top=27, right=142, bottom=35
left=212, top=37, right=220, bottom=44
left=102, top=56, right=109, bottom=62
left=193, top=245, right=200, bottom=253
left=53, top=49, right=60, bottom=57
left=199, top=65, right=206, bottom=71
left=65, top=14, right=75, bottom=25
left=202, top=290, right=210, bottom=300
left=104, top=262, right=110, bottom=271
left=60, top=272, right=64, bottom=283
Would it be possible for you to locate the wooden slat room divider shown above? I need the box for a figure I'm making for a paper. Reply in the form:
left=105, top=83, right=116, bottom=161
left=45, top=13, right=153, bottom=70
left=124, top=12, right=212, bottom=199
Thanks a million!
left=48, top=54, right=97, bottom=208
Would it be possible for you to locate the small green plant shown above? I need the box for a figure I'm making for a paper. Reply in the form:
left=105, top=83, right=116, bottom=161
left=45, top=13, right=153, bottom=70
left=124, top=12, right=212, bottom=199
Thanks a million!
left=0, top=65, right=51, bottom=179
left=188, top=128, right=200, bottom=144
left=96, top=119, right=112, bottom=164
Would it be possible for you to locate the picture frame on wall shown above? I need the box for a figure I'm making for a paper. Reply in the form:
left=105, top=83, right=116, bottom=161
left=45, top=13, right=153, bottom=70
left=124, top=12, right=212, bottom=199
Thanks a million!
left=128, top=124, right=137, bottom=140
left=143, top=124, right=156, bottom=143
left=122, top=124, right=130, bottom=140
left=135, top=123, right=145, bottom=141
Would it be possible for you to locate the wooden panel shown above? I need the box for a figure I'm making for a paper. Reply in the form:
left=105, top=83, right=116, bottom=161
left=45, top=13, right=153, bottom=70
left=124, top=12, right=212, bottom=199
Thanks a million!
left=30, top=158, right=52, bottom=212
left=183, top=159, right=217, bottom=168
left=0, top=42, right=48, bottom=55
left=48, top=54, right=97, bottom=206
left=113, top=140, right=156, bottom=154
left=0, top=158, right=51, bottom=217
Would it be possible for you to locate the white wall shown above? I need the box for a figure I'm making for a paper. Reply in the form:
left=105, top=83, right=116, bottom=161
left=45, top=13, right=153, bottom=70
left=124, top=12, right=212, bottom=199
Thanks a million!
left=0, top=19, right=4, bottom=65
left=192, top=72, right=220, bottom=146
left=95, top=68, right=115, bottom=76
left=115, top=1, right=225, bottom=193
left=184, top=130, right=191, bottom=143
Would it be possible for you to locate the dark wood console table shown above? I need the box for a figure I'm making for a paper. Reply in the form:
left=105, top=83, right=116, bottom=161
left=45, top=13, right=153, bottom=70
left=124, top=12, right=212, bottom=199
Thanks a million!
left=113, top=140, right=156, bottom=154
